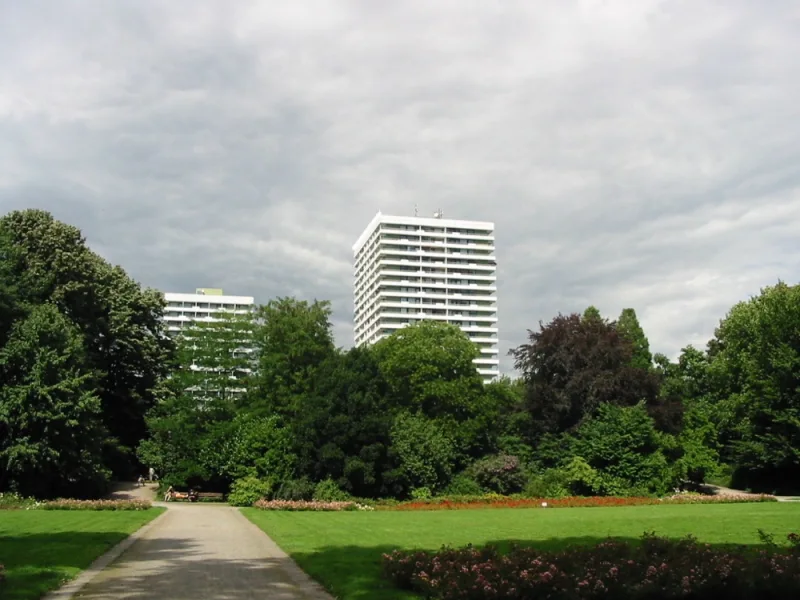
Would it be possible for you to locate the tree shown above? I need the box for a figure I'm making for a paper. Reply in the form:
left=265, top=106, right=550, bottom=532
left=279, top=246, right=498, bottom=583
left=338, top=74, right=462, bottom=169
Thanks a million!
left=293, top=346, right=393, bottom=497
left=0, top=304, right=108, bottom=498
left=510, top=313, right=662, bottom=437
left=570, top=403, right=673, bottom=496
left=706, top=282, right=800, bottom=492
left=247, top=297, right=335, bottom=418
left=617, top=308, right=653, bottom=371
left=583, top=305, right=603, bottom=322
left=0, top=209, right=173, bottom=478
left=373, top=321, right=485, bottom=420
left=173, top=311, right=255, bottom=402
left=388, top=411, right=457, bottom=496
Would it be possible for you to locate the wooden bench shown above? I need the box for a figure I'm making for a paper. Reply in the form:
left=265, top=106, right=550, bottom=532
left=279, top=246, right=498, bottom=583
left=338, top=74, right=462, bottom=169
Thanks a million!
left=196, top=492, right=225, bottom=502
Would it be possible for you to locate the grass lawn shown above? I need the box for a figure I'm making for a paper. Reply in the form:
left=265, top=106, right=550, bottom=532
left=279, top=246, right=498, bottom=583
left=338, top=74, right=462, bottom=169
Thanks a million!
left=0, top=508, right=164, bottom=600
left=244, top=503, right=800, bottom=600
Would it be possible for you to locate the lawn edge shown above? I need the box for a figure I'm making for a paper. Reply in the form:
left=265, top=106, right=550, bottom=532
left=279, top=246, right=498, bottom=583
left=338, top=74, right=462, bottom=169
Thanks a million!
left=40, top=507, right=167, bottom=600
left=238, top=508, right=334, bottom=599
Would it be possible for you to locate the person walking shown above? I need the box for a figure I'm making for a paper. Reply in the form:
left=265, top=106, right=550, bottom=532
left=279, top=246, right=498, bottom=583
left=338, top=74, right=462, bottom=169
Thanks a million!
left=137, top=475, right=145, bottom=487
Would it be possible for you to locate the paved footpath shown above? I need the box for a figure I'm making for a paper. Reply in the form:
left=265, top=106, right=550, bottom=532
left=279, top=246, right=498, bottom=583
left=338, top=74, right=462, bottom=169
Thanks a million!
left=71, top=502, right=333, bottom=600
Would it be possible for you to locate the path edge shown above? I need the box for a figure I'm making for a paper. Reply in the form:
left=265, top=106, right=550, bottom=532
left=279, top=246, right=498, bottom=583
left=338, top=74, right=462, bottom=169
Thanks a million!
left=42, top=507, right=169, bottom=600
left=235, top=508, right=334, bottom=599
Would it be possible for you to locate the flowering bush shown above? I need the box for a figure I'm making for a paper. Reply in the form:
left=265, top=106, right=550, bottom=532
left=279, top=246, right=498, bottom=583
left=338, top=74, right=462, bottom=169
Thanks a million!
left=383, top=532, right=800, bottom=599
left=38, top=499, right=152, bottom=510
left=388, top=493, right=777, bottom=511
left=467, top=454, right=527, bottom=495
left=0, top=492, right=37, bottom=510
left=253, top=499, right=373, bottom=511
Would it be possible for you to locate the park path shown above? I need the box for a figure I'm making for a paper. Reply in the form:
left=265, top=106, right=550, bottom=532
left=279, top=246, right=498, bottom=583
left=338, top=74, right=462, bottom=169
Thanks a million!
left=71, top=502, right=333, bottom=600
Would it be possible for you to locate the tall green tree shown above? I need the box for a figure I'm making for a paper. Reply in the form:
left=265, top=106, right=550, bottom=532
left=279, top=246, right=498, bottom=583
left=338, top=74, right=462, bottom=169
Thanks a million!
left=173, top=311, right=255, bottom=402
left=294, top=346, right=393, bottom=497
left=373, top=321, right=484, bottom=419
left=706, top=282, right=800, bottom=492
left=0, top=304, right=108, bottom=498
left=617, top=308, right=653, bottom=371
left=247, top=297, right=335, bottom=418
left=0, top=209, right=173, bottom=477
left=583, top=305, right=603, bottom=322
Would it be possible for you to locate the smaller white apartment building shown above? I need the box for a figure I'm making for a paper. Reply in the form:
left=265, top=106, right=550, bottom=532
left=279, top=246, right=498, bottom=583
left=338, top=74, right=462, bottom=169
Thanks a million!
left=163, top=288, right=255, bottom=337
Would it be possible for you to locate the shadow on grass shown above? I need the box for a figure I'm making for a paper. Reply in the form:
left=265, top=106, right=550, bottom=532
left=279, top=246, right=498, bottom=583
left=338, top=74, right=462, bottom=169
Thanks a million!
left=287, top=536, right=781, bottom=600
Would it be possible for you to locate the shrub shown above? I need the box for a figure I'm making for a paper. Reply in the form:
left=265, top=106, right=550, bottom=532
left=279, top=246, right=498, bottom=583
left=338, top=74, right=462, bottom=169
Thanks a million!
left=410, top=487, right=433, bottom=500
left=313, top=479, right=351, bottom=502
left=227, top=476, right=272, bottom=507
left=0, top=492, right=36, bottom=510
left=523, top=469, right=569, bottom=499
left=382, top=532, right=800, bottom=599
left=0, top=562, right=4, bottom=583
left=390, top=412, right=457, bottom=495
left=274, top=478, right=315, bottom=501
left=468, top=454, right=527, bottom=495
left=442, top=474, right=483, bottom=496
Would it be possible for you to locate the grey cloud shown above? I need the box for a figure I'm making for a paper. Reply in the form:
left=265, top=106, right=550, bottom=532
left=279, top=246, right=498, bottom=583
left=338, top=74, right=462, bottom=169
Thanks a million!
left=1, top=0, right=799, bottom=373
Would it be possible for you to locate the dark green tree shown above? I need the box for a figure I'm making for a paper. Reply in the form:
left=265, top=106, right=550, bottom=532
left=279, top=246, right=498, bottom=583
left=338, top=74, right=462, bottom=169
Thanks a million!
left=293, top=346, right=393, bottom=497
left=0, top=304, right=108, bottom=498
left=0, top=209, right=173, bottom=478
left=247, top=297, right=335, bottom=418
left=617, top=308, right=653, bottom=371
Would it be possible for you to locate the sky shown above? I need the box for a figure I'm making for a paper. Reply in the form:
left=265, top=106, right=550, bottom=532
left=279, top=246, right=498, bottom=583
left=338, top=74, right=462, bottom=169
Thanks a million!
left=1, top=0, right=799, bottom=374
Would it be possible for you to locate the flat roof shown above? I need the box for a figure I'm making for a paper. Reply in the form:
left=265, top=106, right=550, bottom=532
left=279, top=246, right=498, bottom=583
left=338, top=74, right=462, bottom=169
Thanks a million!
left=164, top=292, right=255, bottom=303
left=352, top=212, right=495, bottom=254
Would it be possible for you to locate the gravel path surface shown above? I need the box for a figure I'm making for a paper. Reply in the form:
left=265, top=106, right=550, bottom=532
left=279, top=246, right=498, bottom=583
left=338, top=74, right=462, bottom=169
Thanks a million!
left=72, top=502, right=332, bottom=600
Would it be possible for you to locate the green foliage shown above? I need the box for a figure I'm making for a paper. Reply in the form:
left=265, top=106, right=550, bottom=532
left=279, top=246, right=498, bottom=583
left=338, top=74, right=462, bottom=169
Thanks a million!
left=173, top=311, right=255, bottom=402
left=570, top=404, right=674, bottom=496
left=389, top=412, right=456, bottom=495
left=247, top=297, right=335, bottom=419
left=274, top=478, right=316, bottom=501
left=410, top=487, right=433, bottom=500
left=522, top=470, right=569, bottom=499
left=706, top=282, right=800, bottom=493
left=467, top=454, right=527, bottom=495
left=374, top=321, right=484, bottom=420
left=0, top=304, right=109, bottom=499
left=313, top=479, right=351, bottom=502
left=442, top=474, right=484, bottom=496
left=0, top=209, right=173, bottom=481
left=617, top=308, right=653, bottom=371
left=228, top=476, right=272, bottom=507
left=293, top=346, right=392, bottom=498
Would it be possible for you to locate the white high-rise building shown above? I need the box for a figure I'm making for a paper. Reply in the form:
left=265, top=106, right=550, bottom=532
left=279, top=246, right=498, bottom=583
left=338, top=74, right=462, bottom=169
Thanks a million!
left=353, top=211, right=499, bottom=381
left=163, top=288, right=255, bottom=337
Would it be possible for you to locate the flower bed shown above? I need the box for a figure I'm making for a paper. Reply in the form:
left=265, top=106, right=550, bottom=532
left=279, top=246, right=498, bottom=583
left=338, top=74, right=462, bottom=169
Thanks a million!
left=383, top=533, right=800, bottom=600
left=37, top=499, right=153, bottom=511
left=388, top=493, right=777, bottom=511
left=252, top=499, right=374, bottom=511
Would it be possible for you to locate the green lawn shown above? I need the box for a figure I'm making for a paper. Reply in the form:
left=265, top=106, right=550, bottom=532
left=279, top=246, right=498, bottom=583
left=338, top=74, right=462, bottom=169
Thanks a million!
left=244, top=503, right=800, bottom=600
left=0, top=508, right=164, bottom=600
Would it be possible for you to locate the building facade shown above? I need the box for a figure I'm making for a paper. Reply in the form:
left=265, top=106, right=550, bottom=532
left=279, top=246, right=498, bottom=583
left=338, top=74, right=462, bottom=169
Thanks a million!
left=353, top=211, right=499, bottom=381
left=163, top=288, right=255, bottom=337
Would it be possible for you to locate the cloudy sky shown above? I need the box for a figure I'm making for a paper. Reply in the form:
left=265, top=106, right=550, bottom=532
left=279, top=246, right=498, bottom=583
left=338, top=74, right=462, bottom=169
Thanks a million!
left=1, top=0, right=798, bottom=373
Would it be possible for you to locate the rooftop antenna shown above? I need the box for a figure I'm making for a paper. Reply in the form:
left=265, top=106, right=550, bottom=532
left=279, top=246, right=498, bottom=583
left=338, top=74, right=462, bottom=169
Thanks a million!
left=433, top=208, right=443, bottom=219
left=414, top=204, right=418, bottom=217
